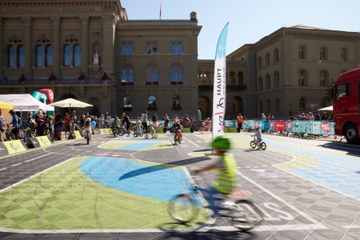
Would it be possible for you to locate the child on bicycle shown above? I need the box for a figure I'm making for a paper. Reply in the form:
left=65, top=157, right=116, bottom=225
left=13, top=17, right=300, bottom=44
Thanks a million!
left=194, top=136, right=238, bottom=218
left=252, top=126, right=262, bottom=149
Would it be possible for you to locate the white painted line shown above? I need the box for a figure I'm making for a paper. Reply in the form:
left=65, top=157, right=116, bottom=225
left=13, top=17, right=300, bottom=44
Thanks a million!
left=343, top=225, right=360, bottom=229
left=0, top=168, right=7, bottom=171
left=188, top=140, right=200, bottom=148
left=11, top=163, right=21, bottom=167
left=24, top=153, right=52, bottom=163
left=236, top=170, right=323, bottom=226
left=0, top=223, right=328, bottom=234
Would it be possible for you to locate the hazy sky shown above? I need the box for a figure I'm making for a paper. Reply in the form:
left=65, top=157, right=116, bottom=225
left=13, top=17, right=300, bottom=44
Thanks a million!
left=121, top=0, right=360, bottom=59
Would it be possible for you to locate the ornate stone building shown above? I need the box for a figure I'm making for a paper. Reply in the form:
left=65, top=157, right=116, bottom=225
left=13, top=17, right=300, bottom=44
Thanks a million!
left=1, top=1, right=360, bottom=120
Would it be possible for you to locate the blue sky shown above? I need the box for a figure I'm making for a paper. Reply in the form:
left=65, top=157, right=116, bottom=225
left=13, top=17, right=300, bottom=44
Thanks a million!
left=121, top=0, right=360, bottom=59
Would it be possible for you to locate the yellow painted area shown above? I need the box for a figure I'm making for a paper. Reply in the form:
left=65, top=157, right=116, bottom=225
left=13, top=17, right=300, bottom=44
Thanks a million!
left=36, top=136, right=52, bottom=147
left=99, top=128, right=112, bottom=135
left=2, top=140, right=27, bottom=154
left=74, top=130, right=82, bottom=139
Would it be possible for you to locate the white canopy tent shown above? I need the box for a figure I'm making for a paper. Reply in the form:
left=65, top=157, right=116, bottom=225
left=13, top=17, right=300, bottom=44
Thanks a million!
left=318, top=105, right=333, bottom=111
left=0, top=94, right=54, bottom=112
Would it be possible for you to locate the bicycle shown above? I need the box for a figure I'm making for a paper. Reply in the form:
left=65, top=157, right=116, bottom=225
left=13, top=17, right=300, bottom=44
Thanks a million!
left=250, top=136, right=267, bottom=150
left=167, top=173, right=263, bottom=231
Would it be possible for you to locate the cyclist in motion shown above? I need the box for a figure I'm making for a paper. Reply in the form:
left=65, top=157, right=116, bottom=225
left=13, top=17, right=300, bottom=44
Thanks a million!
left=194, top=135, right=238, bottom=218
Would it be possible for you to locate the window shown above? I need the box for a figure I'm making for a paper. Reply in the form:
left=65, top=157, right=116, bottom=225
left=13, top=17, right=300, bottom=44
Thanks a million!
left=63, top=36, right=81, bottom=67
left=320, top=47, right=327, bottom=61
left=336, top=84, right=350, bottom=100
left=170, top=41, right=183, bottom=55
left=265, top=52, right=270, bottom=65
left=7, top=37, right=24, bottom=68
left=298, top=46, right=306, bottom=59
left=146, top=41, right=158, bottom=54
left=275, top=98, right=280, bottom=112
left=266, top=99, right=271, bottom=113
left=238, top=71, right=244, bottom=86
left=298, top=70, right=306, bottom=86
left=339, top=48, right=348, bottom=61
left=274, top=71, right=280, bottom=88
left=170, top=65, right=183, bottom=84
left=265, top=74, right=271, bottom=90
left=121, top=66, right=134, bottom=84
left=229, top=71, right=236, bottom=85
left=172, top=95, right=182, bottom=110
left=121, top=42, right=134, bottom=55
left=274, top=48, right=279, bottom=62
left=35, top=36, right=53, bottom=68
left=147, top=95, right=157, bottom=110
left=123, top=96, right=132, bottom=110
left=319, top=70, right=329, bottom=87
left=146, top=65, right=159, bottom=84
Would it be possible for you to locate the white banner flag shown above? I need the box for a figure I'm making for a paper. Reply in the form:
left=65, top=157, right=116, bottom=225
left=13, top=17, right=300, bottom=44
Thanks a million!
left=212, top=23, right=229, bottom=138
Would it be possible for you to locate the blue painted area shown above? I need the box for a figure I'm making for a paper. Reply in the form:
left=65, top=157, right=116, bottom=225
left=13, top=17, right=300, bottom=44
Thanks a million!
left=80, top=156, right=201, bottom=205
left=269, top=139, right=360, bottom=198
left=120, top=140, right=159, bottom=150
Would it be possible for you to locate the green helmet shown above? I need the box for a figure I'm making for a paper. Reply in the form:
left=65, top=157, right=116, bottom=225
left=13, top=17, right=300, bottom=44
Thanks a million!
left=211, top=136, right=231, bottom=150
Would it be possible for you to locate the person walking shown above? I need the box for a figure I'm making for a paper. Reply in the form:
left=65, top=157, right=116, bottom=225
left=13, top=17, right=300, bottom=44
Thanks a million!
left=236, top=113, right=244, bottom=133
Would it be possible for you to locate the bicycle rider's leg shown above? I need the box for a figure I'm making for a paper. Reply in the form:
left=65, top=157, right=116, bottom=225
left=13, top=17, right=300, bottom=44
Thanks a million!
left=196, top=186, right=221, bottom=216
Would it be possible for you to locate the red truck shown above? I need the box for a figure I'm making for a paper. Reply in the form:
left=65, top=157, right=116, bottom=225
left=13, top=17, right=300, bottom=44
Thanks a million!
left=332, top=65, right=360, bottom=144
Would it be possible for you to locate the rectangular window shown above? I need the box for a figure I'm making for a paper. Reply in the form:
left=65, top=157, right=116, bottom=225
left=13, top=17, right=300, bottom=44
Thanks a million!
left=336, top=83, right=350, bottom=100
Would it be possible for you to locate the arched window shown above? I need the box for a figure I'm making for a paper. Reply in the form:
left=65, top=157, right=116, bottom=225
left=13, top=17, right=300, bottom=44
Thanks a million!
left=339, top=48, right=348, bottom=61
left=121, top=42, right=134, bottom=55
left=273, top=48, right=279, bottom=62
left=265, top=52, right=270, bottom=65
left=299, top=46, right=306, bottom=59
left=275, top=98, right=280, bottom=112
left=266, top=99, right=271, bottom=113
left=320, top=47, right=327, bottom=61
left=146, top=41, right=158, bottom=54
left=123, top=96, right=132, bottom=110
left=147, top=95, right=157, bottom=110
left=319, top=70, right=329, bottom=87
left=170, top=41, right=183, bottom=55
left=172, top=95, right=182, bottom=110
left=274, top=71, right=280, bottom=88
left=35, top=36, right=53, bottom=68
left=63, top=44, right=71, bottom=66
left=229, top=71, right=236, bottom=85
left=259, top=101, right=263, bottom=114
left=146, top=65, right=159, bottom=84
left=63, top=36, right=81, bottom=67
left=121, top=65, right=135, bottom=84
left=7, top=37, right=24, bottom=68
left=170, top=65, right=183, bottom=84
left=73, top=44, right=81, bottom=67
left=298, top=70, right=307, bottom=86
left=265, top=74, right=271, bottom=90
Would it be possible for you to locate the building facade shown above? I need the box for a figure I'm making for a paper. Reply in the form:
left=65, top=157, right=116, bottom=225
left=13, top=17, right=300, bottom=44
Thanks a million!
left=1, top=1, right=360, bottom=120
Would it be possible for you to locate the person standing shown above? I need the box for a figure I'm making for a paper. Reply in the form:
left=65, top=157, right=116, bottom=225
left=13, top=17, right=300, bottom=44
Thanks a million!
left=122, top=113, right=131, bottom=136
left=0, top=109, right=6, bottom=142
left=236, top=113, right=244, bottom=133
left=141, top=111, right=148, bottom=133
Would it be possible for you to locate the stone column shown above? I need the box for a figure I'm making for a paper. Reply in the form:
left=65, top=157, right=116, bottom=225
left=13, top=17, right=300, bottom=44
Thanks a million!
left=51, top=16, right=61, bottom=77
left=102, top=15, right=119, bottom=75
left=80, top=16, right=89, bottom=75
left=0, top=18, right=3, bottom=79
left=21, top=16, right=32, bottom=78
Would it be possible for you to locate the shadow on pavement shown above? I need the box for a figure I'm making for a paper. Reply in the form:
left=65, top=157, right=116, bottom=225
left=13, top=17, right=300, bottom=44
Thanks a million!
left=118, top=156, right=211, bottom=181
left=321, top=142, right=360, bottom=157
left=158, top=230, right=255, bottom=240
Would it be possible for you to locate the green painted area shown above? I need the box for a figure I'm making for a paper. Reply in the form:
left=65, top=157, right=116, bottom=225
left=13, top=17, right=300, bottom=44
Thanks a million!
left=0, top=157, right=208, bottom=231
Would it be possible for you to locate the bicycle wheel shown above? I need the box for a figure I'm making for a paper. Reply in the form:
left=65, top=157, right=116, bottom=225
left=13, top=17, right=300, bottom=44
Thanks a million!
left=167, top=194, right=200, bottom=224
left=250, top=140, right=256, bottom=149
left=260, top=142, right=267, bottom=150
left=231, top=200, right=263, bottom=231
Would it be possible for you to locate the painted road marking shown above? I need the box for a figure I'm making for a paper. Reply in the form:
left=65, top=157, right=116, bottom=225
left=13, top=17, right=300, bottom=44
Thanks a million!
left=11, top=163, right=21, bottom=167
left=236, top=170, right=325, bottom=228
left=24, top=153, right=53, bottom=163
left=0, top=168, right=7, bottom=171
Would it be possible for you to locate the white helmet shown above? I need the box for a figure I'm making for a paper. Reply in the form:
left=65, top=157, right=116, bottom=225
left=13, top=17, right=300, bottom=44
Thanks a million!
left=86, top=117, right=91, bottom=122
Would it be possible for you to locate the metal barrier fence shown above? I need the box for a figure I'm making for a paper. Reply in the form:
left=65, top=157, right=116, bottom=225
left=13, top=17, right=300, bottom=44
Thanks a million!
left=225, top=120, right=334, bottom=136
